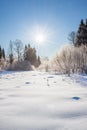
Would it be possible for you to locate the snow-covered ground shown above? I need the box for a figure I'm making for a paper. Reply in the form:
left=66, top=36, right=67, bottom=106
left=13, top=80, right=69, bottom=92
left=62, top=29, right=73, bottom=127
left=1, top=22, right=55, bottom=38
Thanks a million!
left=0, top=71, right=87, bottom=130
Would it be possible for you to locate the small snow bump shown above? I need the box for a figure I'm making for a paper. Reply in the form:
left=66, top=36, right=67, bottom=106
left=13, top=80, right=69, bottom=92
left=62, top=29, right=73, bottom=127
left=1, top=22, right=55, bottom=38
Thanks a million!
left=32, top=75, right=37, bottom=76
left=15, top=86, right=20, bottom=88
left=0, top=97, right=5, bottom=100
left=0, top=89, right=3, bottom=91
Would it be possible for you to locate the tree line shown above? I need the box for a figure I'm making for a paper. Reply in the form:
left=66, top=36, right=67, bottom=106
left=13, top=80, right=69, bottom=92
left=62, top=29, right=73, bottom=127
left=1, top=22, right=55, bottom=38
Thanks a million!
left=0, top=39, right=41, bottom=70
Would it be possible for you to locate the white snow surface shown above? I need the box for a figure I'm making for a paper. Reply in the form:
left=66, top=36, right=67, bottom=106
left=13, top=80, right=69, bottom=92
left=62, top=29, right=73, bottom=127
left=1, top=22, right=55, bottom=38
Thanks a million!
left=0, top=71, right=87, bottom=130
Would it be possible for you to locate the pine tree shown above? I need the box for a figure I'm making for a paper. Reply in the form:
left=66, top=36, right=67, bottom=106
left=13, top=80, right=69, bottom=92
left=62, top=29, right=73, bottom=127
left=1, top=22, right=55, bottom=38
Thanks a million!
left=8, top=40, right=14, bottom=64
left=37, top=56, right=41, bottom=66
left=23, top=44, right=38, bottom=66
left=75, top=19, right=87, bottom=46
left=2, top=48, right=5, bottom=59
left=24, top=45, right=28, bottom=60
left=9, top=54, right=14, bottom=64
left=0, top=46, right=2, bottom=60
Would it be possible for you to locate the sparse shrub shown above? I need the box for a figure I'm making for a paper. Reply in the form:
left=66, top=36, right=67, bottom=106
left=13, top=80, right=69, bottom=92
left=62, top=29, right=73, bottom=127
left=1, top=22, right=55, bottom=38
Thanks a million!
left=7, top=60, right=33, bottom=71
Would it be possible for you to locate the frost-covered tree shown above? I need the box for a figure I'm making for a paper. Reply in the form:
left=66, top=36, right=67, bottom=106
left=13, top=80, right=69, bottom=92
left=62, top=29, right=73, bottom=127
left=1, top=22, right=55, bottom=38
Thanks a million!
left=53, top=45, right=87, bottom=74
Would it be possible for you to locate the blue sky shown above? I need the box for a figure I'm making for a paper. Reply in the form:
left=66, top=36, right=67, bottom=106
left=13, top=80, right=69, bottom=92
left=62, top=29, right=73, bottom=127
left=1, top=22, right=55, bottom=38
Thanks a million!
left=0, top=0, right=87, bottom=58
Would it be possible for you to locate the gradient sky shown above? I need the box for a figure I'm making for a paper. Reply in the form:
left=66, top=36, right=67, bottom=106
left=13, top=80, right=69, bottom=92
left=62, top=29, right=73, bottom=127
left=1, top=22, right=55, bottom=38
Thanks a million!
left=0, top=0, right=87, bottom=58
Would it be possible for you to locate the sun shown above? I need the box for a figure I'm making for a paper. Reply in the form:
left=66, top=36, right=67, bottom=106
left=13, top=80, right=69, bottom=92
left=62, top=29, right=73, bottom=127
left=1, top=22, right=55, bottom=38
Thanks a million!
left=30, top=25, right=53, bottom=45
left=35, top=33, right=45, bottom=44
left=30, top=25, right=48, bottom=45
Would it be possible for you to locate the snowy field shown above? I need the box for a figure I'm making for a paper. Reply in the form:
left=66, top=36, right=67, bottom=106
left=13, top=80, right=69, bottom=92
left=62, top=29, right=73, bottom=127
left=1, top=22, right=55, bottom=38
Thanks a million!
left=0, top=71, right=87, bottom=130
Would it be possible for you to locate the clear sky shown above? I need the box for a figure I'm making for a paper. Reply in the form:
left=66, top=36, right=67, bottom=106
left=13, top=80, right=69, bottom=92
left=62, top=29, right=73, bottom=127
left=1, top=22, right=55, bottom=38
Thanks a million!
left=0, top=0, right=87, bottom=58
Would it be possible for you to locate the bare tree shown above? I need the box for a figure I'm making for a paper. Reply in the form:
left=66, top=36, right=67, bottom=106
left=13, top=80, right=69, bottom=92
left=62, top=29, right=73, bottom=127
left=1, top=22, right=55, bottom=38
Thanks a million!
left=14, top=39, right=23, bottom=62
left=68, top=31, right=76, bottom=45
left=9, top=40, right=14, bottom=55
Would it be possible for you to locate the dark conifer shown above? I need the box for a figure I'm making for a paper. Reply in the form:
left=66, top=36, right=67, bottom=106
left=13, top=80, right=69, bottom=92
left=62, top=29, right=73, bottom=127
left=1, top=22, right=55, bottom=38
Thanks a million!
left=23, top=44, right=39, bottom=67
left=9, top=54, right=14, bottom=64
left=75, top=19, right=87, bottom=46
left=38, top=56, right=41, bottom=66
left=0, top=46, right=2, bottom=60
left=2, top=48, right=5, bottom=59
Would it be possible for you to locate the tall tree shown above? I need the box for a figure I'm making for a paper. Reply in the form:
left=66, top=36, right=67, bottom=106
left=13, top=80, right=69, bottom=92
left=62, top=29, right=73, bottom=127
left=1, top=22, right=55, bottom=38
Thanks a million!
left=2, top=48, right=5, bottom=59
left=8, top=40, right=14, bottom=64
left=0, top=46, right=2, bottom=60
left=24, top=45, right=28, bottom=61
left=37, top=56, right=41, bottom=66
left=23, top=44, right=40, bottom=66
left=9, top=54, right=14, bottom=64
left=75, top=19, right=87, bottom=46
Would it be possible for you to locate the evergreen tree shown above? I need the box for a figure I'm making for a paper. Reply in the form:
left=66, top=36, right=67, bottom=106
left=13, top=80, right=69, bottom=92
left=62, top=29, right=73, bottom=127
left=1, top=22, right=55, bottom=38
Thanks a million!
left=81, top=19, right=84, bottom=25
left=75, top=19, right=87, bottom=46
left=9, top=54, right=14, bottom=64
left=0, top=46, right=2, bottom=60
left=24, top=45, right=28, bottom=60
left=8, top=40, right=14, bottom=64
left=2, top=48, right=5, bottom=59
left=37, top=56, right=41, bottom=66
left=23, top=44, right=38, bottom=66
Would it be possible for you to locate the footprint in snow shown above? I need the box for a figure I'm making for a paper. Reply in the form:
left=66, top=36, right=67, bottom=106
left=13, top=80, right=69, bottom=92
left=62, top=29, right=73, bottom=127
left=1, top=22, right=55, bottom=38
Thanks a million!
left=8, top=94, right=20, bottom=97
left=47, top=76, right=54, bottom=78
left=72, top=96, right=80, bottom=100
left=25, top=82, right=31, bottom=84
